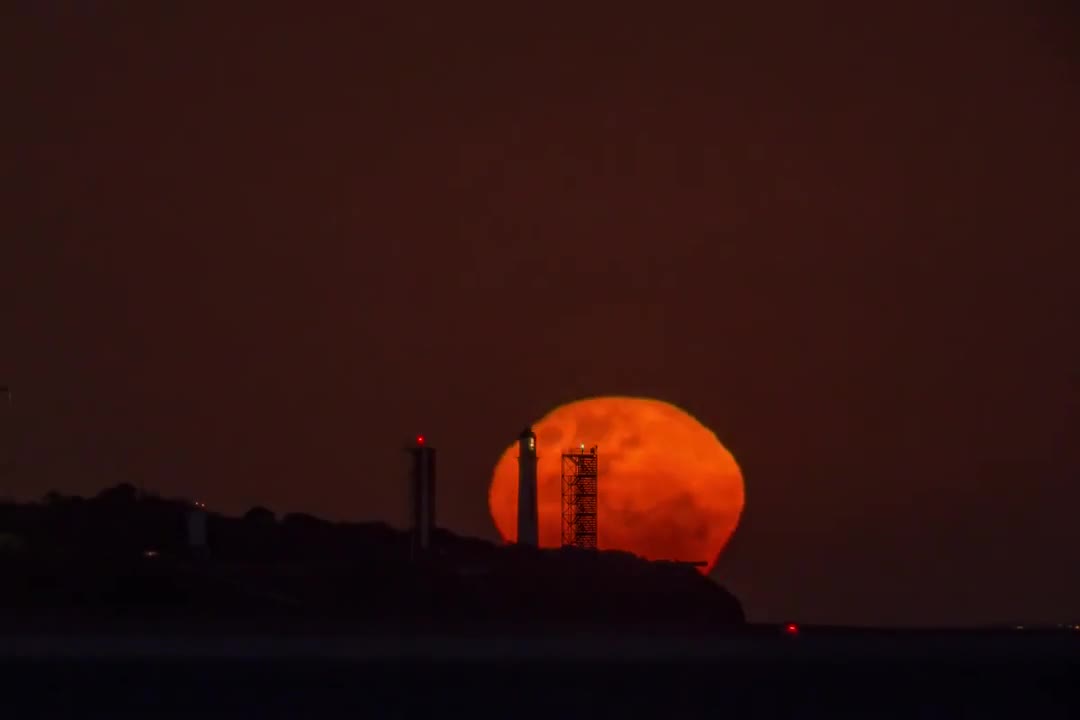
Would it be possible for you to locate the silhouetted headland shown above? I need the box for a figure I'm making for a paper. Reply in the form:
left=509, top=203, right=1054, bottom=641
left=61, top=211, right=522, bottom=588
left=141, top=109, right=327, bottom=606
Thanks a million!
left=0, top=484, right=743, bottom=631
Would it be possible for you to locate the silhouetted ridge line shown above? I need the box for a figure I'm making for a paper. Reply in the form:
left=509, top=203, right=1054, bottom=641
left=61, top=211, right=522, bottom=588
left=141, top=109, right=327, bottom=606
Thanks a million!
left=0, top=485, right=743, bottom=627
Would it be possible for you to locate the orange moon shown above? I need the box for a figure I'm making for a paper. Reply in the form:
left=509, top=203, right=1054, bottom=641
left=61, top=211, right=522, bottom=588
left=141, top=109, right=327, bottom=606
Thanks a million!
left=488, top=397, right=744, bottom=572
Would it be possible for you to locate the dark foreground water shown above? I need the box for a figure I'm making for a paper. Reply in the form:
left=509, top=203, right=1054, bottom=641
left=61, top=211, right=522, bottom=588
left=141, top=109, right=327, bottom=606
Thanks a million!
left=1, top=632, right=1077, bottom=718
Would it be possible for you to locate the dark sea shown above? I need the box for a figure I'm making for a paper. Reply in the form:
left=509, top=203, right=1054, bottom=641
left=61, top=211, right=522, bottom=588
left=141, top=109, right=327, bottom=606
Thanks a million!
left=1, top=631, right=1077, bottom=718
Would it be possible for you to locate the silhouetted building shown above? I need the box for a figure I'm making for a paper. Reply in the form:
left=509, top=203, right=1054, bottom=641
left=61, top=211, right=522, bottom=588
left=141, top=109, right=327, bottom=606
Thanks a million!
left=188, top=501, right=208, bottom=552
left=517, top=427, right=539, bottom=546
left=0, top=386, right=13, bottom=478
left=561, top=444, right=598, bottom=549
left=407, top=435, right=436, bottom=557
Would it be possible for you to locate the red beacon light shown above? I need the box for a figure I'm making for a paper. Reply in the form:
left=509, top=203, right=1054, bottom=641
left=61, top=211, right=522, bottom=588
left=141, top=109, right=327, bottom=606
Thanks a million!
left=416, top=434, right=425, bottom=446
left=785, top=623, right=800, bottom=635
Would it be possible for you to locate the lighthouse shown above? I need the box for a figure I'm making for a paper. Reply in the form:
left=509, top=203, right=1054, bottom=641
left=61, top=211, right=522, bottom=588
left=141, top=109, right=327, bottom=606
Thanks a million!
left=517, top=427, right=539, bottom=546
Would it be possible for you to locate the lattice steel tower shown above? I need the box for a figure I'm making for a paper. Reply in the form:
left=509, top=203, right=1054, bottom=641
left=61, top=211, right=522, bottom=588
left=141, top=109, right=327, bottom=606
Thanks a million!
left=561, top=444, right=598, bottom=549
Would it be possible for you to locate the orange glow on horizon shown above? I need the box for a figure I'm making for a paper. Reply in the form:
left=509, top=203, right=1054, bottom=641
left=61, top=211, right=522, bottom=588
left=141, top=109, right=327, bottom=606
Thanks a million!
left=488, top=397, right=745, bottom=572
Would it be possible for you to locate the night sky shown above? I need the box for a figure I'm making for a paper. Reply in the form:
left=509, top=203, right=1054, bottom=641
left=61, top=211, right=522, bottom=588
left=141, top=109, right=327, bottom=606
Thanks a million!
left=6, top=1, right=1079, bottom=626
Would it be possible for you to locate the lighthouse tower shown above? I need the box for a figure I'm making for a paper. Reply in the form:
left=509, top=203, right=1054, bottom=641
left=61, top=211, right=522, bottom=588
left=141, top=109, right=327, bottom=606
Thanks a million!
left=517, top=427, right=539, bottom=546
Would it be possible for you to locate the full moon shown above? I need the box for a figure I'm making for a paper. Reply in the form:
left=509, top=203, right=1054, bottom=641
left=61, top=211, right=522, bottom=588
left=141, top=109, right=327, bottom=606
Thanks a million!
left=488, top=397, right=745, bottom=572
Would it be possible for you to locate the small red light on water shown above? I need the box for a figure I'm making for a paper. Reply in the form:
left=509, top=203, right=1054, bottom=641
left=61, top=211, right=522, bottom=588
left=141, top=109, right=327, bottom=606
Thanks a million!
left=785, top=623, right=799, bottom=634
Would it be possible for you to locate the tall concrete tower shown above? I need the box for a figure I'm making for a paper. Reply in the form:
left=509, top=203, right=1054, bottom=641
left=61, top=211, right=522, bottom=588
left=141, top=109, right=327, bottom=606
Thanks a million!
left=407, top=434, right=436, bottom=558
left=517, top=427, right=539, bottom=546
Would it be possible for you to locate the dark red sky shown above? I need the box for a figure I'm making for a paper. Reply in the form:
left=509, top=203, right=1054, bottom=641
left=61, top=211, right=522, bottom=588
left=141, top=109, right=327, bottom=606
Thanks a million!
left=5, top=1, right=1079, bottom=626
